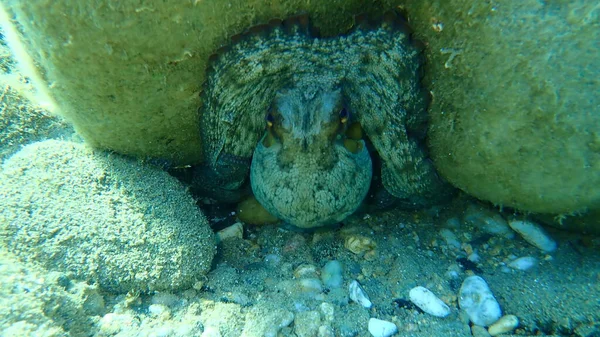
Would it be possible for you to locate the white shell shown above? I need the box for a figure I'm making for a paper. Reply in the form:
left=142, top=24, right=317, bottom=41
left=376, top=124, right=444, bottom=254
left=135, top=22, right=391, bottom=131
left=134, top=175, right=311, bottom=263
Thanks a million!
left=488, top=314, right=519, bottom=336
left=368, top=318, right=398, bottom=337
left=508, top=220, right=557, bottom=252
left=408, top=286, right=451, bottom=317
left=459, top=276, right=502, bottom=326
left=349, top=280, right=372, bottom=308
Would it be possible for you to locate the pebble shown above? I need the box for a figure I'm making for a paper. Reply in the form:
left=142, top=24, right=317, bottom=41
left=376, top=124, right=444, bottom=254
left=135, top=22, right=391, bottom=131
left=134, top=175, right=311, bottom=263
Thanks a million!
left=439, top=229, right=461, bottom=249
left=368, top=318, right=398, bottom=337
left=294, top=311, right=321, bottom=337
left=471, top=325, right=492, bottom=337
left=408, top=286, right=451, bottom=318
left=299, top=278, right=323, bottom=296
left=488, top=314, right=519, bottom=336
left=321, top=260, right=343, bottom=288
left=508, top=256, right=537, bottom=271
left=344, top=235, right=376, bottom=255
left=464, top=205, right=515, bottom=239
left=459, top=276, right=502, bottom=326
left=349, top=280, right=372, bottom=308
left=508, top=219, right=557, bottom=252
left=215, top=222, right=243, bottom=242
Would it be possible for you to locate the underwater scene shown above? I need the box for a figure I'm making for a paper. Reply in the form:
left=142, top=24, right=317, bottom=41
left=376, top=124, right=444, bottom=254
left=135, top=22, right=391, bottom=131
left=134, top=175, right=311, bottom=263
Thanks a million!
left=0, top=1, right=598, bottom=337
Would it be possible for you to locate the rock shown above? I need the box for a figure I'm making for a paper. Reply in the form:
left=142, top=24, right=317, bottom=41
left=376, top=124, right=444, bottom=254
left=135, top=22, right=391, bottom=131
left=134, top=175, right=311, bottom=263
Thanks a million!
left=508, top=256, right=538, bottom=271
left=408, top=286, right=451, bottom=318
left=0, top=250, right=97, bottom=336
left=459, top=276, right=502, bottom=326
left=294, top=311, right=321, bottom=337
left=216, top=222, right=244, bottom=243
left=2, top=1, right=401, bottom=164
left=403, top=1, right=599, bottom=216
left=471, top=325, right=492, bottom=337
left=237, top=196, right=279, bottom=225
left=509, top=220, right=557, bottom=252
left=463, top=204, right=514, bottom=239
left=439, top=228, right=461, bottom=249
left=349, top=280, right=372, bottom=309
left=0, top=140, right=215, bottom=293
left=487, top=314, right=519, bottom=336
left=367, top=318, right=398, bottom=337
left=321, top=260, right=344, bottom=289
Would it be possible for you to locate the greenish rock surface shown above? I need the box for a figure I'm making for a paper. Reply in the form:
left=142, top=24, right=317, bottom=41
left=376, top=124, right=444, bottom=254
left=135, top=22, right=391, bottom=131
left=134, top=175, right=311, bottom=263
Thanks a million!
left=0, top=140, right=215, bottom=293
left=1, top=0, right=398, bottom=165
left=395, top=1, right=599, bottom=215
left=0, top=250, right=100, bottom=337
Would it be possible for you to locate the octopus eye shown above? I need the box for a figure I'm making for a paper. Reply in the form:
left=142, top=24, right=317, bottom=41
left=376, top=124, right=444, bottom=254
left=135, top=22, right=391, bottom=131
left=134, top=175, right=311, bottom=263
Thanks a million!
left=266, top=113, right=274, bottom=127
left=339, top=108, right=348, bottom=124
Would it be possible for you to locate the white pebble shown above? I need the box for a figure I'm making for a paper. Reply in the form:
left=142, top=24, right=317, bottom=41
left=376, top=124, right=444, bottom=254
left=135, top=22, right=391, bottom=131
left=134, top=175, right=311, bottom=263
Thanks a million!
left=464, top=205, right=514, bottom=239
left=488, top=314, right=519, bottom=336
left=408, top=286, right=451, bottom=318
left=216, top=222, right=243, bottom=242
left=439, top=228, right=461, bottom=249
left=368, top=318, right=398, bottom=337
left=509, top=220, right=557, bottom=252
left=508, top=256, right=537, bottom=271
left=349, top=280, right=372, bottom=308
left=459, top=276, right=502, bottom=326
left=148, top=304, right=169, bottom=316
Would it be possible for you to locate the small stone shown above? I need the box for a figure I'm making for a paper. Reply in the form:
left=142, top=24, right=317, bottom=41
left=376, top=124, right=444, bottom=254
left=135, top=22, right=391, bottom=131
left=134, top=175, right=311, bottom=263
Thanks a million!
left=464, top=205, right=514, bottom=239
left=318, top=325, right=335, bottom=337
left=148, top=303, right=170, bottom=317
left=320, top=302, right=335, bottom=322
left=508, top=256, right=537, bottom=271
left=459, top=276, right=502, bottom=326
left=294, top=311, right=321, bottom=337
left=439, top=229, right=461, bottom=249
left=294, top=263, right=319, bottom=278
left=368, top=318, right=398, bottom=337
left=471, top=325, right=492, bottom=337
left=344, top=235, right=376, bottom=255
left=299, top=278, right=323, bottom=296
left=508, top=220, right=557, bottom=252
left=216, top=222, right=243, bottom=242
left=321, top=260, right=343, bottom=288
left=487, top=314, right=519, bottom=336
left=349, top=280, right=372, bottom=308
left=408, top=286, right=451, bottom=318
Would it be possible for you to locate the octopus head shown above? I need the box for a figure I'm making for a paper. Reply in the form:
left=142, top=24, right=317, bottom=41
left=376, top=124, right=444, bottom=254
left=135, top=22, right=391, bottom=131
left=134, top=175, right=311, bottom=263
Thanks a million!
left=250, top=80, right=372, bottom=229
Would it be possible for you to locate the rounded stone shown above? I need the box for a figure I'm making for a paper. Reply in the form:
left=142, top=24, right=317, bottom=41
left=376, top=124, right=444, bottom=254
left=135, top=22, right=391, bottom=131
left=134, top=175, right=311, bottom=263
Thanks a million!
left=0, top=140, right=215, bottom=293
left=402, top=1, right=600, bottom=215
left=2, top=1, right=401, bottom=164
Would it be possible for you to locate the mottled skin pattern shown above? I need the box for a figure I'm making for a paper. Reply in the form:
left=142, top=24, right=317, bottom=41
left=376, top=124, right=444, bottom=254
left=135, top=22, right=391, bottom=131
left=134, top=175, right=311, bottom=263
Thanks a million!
left=197, top=15, right=448, bottom=229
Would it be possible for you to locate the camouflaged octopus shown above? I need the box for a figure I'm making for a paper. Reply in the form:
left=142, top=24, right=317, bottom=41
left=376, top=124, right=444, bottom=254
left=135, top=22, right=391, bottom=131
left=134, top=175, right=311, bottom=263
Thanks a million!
left=195, top=14, right=449, bottom=229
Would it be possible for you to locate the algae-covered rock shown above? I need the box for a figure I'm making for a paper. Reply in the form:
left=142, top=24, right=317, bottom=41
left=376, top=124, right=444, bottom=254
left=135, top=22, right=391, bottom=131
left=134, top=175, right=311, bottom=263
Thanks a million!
left=1, top=0, right=396, bottom=164
left=0, top=26, right=73, bottom=161
left=0, top=250, right=99, bottom=336
left=396, top=1, right=599, bottom=214
left=0, top=140, right=215, bottom=293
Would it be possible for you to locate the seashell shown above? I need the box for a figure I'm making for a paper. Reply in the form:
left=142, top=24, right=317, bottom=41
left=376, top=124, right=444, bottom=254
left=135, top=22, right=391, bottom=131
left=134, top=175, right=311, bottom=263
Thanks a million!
left=349, top=279, right=372, bottom=308
left=344, top=235, right=376, bottom=255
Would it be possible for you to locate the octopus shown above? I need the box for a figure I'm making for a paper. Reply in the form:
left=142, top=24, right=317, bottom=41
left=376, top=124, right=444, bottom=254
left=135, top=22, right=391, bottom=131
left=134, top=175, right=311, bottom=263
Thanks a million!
left=194, top=13, right=450, bottom=229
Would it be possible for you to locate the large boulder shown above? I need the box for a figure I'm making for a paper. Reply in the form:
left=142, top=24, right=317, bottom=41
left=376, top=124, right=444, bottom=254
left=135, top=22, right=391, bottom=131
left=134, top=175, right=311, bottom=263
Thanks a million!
left=0, top=140, right=215, bottom=293
left=1, top=0, right=399, bottom=164
left=397, top=1, right=599, bottom=215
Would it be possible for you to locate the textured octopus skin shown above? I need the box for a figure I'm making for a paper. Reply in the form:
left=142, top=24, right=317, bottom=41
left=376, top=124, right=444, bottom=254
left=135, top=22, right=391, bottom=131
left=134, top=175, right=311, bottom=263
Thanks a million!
left=197, top=14, right=448, bottom=229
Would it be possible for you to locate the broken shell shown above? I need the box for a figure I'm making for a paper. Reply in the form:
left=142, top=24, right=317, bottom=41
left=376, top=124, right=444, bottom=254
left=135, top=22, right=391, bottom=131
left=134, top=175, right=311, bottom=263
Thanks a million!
left=349, top=280, right=372, bottom=308
left=344, top=235, right=376, bottom=255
